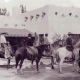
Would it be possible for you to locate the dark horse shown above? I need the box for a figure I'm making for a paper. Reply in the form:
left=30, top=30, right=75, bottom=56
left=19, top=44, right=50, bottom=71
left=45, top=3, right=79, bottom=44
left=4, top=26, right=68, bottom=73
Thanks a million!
left=15, top=45, right=47, bottom=74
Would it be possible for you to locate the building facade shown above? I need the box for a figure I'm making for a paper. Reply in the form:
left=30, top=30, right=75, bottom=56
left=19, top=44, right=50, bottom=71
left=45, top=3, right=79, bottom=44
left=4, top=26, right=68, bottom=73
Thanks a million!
left=15, top=5, right=80, bottom=42
left=0, top=5, right=80, bottom=42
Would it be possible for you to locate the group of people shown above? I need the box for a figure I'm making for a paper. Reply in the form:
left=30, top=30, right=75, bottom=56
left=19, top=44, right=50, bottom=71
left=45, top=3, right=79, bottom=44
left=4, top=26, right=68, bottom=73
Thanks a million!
left=0, top=32, right=75, bottom=58
left=0, top=32, right=50, bottom=59
left=27, top=33, right=50, bottom=47
left=26, top=33, right=50, bottom=55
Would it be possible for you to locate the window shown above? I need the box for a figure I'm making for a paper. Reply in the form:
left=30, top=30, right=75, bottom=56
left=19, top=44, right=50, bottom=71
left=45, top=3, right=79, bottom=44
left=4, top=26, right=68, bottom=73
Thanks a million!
left=15, top=24, right=18, bottom=27
left=4, top=23, right=8, bottom=27
left=61, top=14, right=65, bottom=18
left=30, top=16, right=34, bottom=21
left=22, top=24, right=25, bottom=26
left=55, top=12, right=58, bottom=15
left=42, top=12, right=46, bottom=19
left=75, top=15, right=78, bottom=18
left=36, top=14, right=39, bottom=20
left=25, top=17, right=28, bottom=22
left=69, top=13, right=72, bottom=16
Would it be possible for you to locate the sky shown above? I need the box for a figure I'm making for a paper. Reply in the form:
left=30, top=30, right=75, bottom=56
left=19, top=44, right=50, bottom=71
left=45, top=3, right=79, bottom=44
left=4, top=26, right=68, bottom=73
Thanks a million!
left=0, top=0, right=80, bottom=14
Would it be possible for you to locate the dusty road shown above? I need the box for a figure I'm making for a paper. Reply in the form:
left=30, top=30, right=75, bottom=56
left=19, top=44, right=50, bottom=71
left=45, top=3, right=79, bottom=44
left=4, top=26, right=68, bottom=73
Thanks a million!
left=0, top=58, right=80, bottom=80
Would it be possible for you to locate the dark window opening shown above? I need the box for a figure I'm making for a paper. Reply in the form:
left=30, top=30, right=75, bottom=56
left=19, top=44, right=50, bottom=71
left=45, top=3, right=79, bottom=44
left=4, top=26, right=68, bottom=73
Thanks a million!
left=69, top=13, right=72, bottom=16
left=55, top=12, right=58, bottom=15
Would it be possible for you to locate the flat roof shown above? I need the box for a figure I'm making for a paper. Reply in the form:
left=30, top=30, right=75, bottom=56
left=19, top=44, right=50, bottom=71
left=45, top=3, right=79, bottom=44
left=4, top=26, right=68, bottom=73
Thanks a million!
left=0, top=28, right=34, bottom=37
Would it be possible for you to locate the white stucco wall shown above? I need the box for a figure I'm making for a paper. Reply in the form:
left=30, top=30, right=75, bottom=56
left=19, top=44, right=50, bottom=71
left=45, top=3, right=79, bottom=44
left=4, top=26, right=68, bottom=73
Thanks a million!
left=0, top=5, right=80, bottom=43
left=20, top=5, right=49, bottom=34
left=48, top=5, right=80, bottom=42
left=0, top=16, right=26, bottom=29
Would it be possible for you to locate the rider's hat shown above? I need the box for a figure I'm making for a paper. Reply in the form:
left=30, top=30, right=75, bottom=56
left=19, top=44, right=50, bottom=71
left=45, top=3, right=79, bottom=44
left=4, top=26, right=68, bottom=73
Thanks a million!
left=45, top=33, right=48, bottom=36
left=0, top=32, right=8, bottom=35
left=68, top=32, right=72, bottom=36
left=28, top=33, right=32, bottom=37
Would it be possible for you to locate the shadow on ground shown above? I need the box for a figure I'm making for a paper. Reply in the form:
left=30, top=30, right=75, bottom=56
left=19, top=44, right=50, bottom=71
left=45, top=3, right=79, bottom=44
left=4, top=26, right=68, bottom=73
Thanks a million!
left=46, top=77, right=80, bottom=80
left=0, top=64, right=15, bottom=68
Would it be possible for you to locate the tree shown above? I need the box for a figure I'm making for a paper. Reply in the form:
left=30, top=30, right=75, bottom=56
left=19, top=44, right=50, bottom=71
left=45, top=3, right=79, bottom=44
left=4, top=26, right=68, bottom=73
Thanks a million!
left=6, top=12, right=10, bottom=16
left=0, top=7, right=7, bottom=15
left=20, top=5, right=27, bottom=13
left=52, top=33, right=61, bottom=43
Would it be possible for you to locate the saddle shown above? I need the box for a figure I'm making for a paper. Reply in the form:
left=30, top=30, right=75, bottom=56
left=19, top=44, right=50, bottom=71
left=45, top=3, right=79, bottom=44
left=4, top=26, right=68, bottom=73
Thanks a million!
left=27, top=46, right=38, bottom=55
left=66, top=45, right=75, bottom=60
left=66, top=45, right=74, bottom=52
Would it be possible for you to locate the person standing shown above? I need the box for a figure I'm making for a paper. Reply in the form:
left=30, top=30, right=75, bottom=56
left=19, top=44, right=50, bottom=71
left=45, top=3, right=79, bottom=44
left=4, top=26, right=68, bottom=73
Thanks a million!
left=44, top=33, right=50, bottom=56
left=0, top=33, right=12, bottom=69
left=0, top=33, right=7, bottom=47
left=39, top=34, right=44, bottom=46
left=44, top=33, right=50, bottom=46
left=33, top=32, right=39, bottom=47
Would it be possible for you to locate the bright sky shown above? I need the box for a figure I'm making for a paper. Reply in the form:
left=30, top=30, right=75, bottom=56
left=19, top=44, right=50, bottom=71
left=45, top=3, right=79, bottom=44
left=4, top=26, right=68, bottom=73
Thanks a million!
left=0, top=0, right=80, bottom=13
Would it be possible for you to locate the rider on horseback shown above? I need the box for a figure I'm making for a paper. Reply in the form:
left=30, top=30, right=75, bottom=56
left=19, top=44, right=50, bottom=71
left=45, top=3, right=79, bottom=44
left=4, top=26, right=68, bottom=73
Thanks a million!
left=27, top=33, right=38, bottom=55
left=66, top=33, right=75, bottom=60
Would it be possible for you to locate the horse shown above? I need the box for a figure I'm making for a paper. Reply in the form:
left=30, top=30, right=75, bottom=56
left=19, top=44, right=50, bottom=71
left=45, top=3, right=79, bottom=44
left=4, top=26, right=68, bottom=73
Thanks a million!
left=15, top=45, right=47, bottom=74
left=50, top=41, right=80, bottom=74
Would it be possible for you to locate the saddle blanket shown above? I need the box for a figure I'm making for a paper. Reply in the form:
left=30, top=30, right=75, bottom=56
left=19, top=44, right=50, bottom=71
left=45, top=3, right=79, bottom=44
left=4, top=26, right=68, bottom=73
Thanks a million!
left=66, top=46, right=73, bottom=51
left=27, top=46, right=38, bottom=55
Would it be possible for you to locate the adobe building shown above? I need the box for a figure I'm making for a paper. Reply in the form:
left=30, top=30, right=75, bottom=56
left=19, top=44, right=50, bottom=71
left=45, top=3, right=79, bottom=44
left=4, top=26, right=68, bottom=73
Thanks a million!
left=0, top=5, right=80, bottom=43
left=14, top=5, right=80, bottom=42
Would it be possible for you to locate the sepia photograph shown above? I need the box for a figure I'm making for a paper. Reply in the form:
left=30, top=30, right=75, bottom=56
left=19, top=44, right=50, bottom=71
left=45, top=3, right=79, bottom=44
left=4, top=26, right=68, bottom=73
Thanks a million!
left=0, top=0, right=80, bottom=80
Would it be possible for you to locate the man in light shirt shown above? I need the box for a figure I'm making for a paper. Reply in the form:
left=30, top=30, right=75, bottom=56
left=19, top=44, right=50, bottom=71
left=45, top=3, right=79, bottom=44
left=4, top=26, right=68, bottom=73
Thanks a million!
left=0, top=33, right=7, bottom=48
left=44, top=33, right=50, bottom=46
left=44, top=33, right=50, bottom=56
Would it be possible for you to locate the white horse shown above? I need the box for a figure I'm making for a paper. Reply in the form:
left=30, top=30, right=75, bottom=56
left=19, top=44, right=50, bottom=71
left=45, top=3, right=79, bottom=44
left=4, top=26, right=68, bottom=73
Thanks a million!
left=50, top=42, right=80, bottom=74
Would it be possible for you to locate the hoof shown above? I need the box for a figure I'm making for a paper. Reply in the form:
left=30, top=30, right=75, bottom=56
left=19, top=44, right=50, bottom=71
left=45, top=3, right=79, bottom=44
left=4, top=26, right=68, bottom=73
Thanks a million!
left=71, top=70, right=74, bottom=72
left=60, top=72, right=63, bottom=74
left=20, top=72, right=24, bottom=75
left=59, top=71, right=63, bottom=74
left=15, top=70, right=18, bottom=75
left=15, top=72, right=18, bottom=75
left=31, top=67, right=34, bottom=69
left=20, top=70, right=24, bottom=75
left=35, top=71, right=40, bottom=74
left=40, top=62, right=43, bottom=65
left=51, top=66, right=54, bottom=69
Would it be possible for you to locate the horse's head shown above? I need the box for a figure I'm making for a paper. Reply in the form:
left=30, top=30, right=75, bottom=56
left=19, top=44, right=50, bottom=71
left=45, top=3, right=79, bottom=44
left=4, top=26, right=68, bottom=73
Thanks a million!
left=38, top=44, right=50, bottom=56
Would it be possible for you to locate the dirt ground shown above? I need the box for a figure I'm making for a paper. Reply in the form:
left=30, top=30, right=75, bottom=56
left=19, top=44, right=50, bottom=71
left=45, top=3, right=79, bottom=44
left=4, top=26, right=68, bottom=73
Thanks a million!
left=0, top=58, right=80, bottom=80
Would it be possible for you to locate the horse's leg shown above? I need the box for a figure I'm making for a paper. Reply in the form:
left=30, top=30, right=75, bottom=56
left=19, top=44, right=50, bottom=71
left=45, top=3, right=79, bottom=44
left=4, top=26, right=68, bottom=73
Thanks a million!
left=31, top=60, right=34, bottom=69
left=19, top=59, right=24, bottom=74
left=7, top=58, right=10, bottom=69
left=36, top=59, right=40, bottom=73
left=51, top=56, right=54, bottom=69
left=58, top=59, right=64, bottom=74
left=15, top=58, right=19, bottom=74
left=72, top=60, right=75, bottom=72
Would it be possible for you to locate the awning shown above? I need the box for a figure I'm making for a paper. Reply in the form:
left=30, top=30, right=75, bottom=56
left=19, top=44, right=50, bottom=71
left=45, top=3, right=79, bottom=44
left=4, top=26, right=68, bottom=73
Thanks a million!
left=0, top=28, right=34, bottom=37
